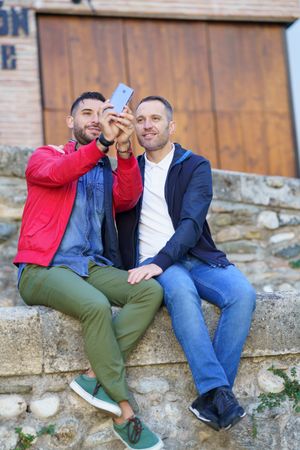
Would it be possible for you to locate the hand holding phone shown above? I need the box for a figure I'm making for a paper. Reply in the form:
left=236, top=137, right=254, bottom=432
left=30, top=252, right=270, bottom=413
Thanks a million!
left=110, top=83, right=134, bottom=114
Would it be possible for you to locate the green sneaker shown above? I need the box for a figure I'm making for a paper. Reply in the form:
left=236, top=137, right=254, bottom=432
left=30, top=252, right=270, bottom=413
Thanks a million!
left=70, top=374, right=121, bottom=416
left=113, top=416, right=164, bottom=450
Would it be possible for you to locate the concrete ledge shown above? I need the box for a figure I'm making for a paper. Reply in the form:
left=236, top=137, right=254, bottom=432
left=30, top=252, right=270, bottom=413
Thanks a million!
left=1, top=292, right=299, bottom=377
left=0, top=308, right=42, bottom=376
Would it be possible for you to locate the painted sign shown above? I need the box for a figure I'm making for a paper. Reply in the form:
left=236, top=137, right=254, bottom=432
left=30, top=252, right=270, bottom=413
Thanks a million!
left=0, top=0, right=30, bottom=69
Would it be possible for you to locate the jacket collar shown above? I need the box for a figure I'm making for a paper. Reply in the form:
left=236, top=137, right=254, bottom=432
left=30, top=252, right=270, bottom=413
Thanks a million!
left=138, top=143, right=192, bottom=171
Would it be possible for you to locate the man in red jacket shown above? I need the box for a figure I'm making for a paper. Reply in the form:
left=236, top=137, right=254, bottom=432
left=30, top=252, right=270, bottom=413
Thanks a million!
left=14, top=92, right=164, bottom=450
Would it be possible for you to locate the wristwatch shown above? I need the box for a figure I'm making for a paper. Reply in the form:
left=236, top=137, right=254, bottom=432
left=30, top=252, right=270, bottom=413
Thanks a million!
left=98, top=133, right=115, bottom=152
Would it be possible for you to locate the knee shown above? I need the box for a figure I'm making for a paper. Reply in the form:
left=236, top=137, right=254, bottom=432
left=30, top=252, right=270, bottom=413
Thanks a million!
left=146, top=279, right=164, bottom=308
left=164, top=288, right=199, bottom=318
left=225, top=283, right=256, bottom=315
left=83, top=299, right=111, bottom=321
left=138, top=279, right=163, bottom=310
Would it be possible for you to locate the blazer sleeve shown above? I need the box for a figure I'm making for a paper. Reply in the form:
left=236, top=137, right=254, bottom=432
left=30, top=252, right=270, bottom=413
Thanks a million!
left=152, top=159, right=213, bottom=271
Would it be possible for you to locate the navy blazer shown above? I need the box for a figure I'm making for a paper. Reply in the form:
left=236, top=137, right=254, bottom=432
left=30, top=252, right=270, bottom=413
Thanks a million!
left=116, top=143, right=230, bottom=270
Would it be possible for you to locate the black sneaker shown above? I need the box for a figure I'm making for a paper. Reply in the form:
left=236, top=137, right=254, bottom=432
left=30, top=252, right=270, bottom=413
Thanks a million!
left=189, top=393, right=220, bottom=431
left=212, top=387, right=246, bottom=430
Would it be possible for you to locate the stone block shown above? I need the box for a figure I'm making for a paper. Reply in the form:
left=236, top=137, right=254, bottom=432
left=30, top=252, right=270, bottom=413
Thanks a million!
left=274, top=244, right=300, bottom=259
left=257, top=368, right=285, bottom=393
left=127, top=307, right=186, bottom=367
left=0, top=176, right=27, bottom=220
left=245, top=292, right=300, bottom=357
left=0, top=146, right=33, bottom=178
left=0, top=292, right=299, bottom=378
left=212, top=170, right=242, bottom=202
left=269, top=232, right=295, bottom=244
left=241, top=174, right=300, bottom=209
left=30, top=394, right=60, bottom=418
left=40, top=308, right=88, bottom=374
left=0, top=394, right=27, bottom=419
left=257, top=210, right=279, bottom=229
left=38, top=291, right=300, bottom=369
left=0, top=307, right=42, bottom=376
left=0, top=427, right=17, bottom=450
left=0, top=222, right=17, bottom=242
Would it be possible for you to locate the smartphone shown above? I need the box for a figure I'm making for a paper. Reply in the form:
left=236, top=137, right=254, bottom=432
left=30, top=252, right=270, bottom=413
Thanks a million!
left=110, top=83, right=134, bottom=113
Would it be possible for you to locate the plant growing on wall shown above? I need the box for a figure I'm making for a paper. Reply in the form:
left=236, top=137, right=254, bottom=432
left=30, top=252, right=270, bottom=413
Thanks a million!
left=252, top=366, right=300, bottom=438
left=14, top=425, right=56, bottom=450
left=289, top=259, right=300, bottom=269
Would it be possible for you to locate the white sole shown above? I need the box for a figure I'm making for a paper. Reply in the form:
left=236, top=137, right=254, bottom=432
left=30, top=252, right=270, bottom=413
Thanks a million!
left=113, top=429, right=164, bottom=450
left=70, top=380, right=122, bottom=417
left=223, top=412, right=247, bottom=430
left=189, top=406, right=211, bottom=422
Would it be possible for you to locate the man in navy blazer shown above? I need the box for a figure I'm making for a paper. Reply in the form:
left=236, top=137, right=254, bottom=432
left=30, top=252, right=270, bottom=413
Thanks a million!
left=117, top=95, right=256, bottom=432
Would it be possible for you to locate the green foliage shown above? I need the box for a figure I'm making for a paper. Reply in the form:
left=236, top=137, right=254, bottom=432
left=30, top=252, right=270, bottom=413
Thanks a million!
left=14, top=425, right=56, bottom=450
left=289, top=259, right=300, bottom=269
left=256, top=366, right=300, bottom=413
left=251, top=413, right=258, bottom=439
left=252, top=366, right=300, bottom=438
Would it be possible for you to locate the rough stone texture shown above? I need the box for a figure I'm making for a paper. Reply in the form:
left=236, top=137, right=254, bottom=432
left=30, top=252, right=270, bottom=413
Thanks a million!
left=0, top=395, right=27, bottom=419
left=0, top=294, right=299, bottom=449
left=30, top=395, right=60, bottom=419
left=0, top=146, right=33, bottom=178
left=1, top=293, right=299, bottom=379
left=0, top=356, right=299, bottom=449
left=0, top=307, right=42, bottom=376
left=257, top=368, right=285, bottom=393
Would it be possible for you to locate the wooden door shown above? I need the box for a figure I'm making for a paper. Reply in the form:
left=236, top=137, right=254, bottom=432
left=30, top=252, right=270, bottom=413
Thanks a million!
left=38, top=16, right=297, bottom=177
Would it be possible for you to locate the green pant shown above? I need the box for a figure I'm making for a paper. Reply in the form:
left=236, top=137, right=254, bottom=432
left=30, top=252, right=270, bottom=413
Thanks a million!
left=19, top=263, right=163, bottom=402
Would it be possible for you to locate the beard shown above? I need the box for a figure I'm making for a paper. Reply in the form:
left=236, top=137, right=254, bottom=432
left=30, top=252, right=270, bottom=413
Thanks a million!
left=137, top=132, right=169, bottom=152
left=73, top=124, right=96, bottom=145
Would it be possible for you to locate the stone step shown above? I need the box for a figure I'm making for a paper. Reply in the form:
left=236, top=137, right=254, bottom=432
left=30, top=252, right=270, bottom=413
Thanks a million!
left=1, top=292, right=298, bottom=377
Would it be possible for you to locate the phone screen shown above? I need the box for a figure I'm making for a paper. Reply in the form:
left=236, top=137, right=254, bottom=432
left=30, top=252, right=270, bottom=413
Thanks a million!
left=110, top=83, right=134, bottom=113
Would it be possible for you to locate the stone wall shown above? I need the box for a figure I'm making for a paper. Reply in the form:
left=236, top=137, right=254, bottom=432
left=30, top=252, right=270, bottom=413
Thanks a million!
left=0, top=145, right=299, bottom=308
left=0, top=292, right=299, bottom=450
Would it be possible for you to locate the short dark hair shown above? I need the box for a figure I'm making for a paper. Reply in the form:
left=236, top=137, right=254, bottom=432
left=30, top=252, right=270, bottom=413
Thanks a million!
left=70, top=91, right=106, bottom=115
left=136, top=95, right=173, bottom=121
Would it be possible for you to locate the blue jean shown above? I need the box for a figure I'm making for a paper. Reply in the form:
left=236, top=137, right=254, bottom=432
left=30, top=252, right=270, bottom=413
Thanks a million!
left=141, top=255, right=256, bottom=395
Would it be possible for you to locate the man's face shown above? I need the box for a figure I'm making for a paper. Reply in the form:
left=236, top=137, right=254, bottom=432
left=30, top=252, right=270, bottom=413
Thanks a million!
left=67, top=98, right=104, bottom=145
left=135, top=100, right=175, bottom=152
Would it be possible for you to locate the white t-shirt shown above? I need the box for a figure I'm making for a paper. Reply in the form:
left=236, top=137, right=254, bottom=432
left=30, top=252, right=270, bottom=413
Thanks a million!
left=139, top=146, right=175, bottom=263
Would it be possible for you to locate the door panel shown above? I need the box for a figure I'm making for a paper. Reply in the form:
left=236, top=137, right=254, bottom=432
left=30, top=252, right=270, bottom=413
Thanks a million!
left=209, top=22, right=296, bottom=175
left=38, top=15, right=296, bottom=176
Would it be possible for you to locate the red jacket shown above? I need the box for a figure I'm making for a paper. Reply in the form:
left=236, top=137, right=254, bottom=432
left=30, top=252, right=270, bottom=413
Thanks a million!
left=14, top=139, right=142, bottom=267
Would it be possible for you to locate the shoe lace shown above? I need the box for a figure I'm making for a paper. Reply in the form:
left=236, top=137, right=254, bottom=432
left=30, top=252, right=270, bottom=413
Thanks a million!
left=92, top=382, right=101, bottom=397
left=126, top=416, right=143, bottom=444
left=214, top=388, right=236, bottom=414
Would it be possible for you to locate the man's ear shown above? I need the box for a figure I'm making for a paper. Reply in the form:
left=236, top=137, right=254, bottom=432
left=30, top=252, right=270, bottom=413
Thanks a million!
left=66, top=115, right=74, bottom=130
left=169, top=120, right=176, bottom=136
